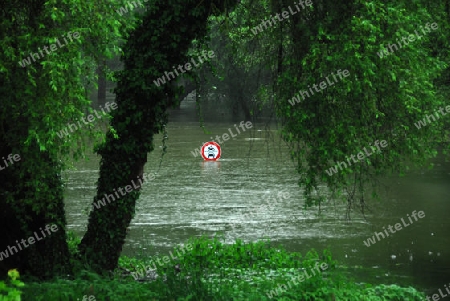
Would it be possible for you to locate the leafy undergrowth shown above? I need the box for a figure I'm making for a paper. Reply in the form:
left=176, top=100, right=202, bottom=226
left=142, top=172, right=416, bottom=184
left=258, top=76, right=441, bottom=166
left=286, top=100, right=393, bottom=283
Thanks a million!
left=17, top=236, right=425, bottom=300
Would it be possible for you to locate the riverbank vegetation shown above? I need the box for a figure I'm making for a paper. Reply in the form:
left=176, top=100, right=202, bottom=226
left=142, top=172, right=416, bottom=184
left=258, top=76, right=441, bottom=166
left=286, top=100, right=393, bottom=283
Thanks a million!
left=1, top=237, right=425, bottom=300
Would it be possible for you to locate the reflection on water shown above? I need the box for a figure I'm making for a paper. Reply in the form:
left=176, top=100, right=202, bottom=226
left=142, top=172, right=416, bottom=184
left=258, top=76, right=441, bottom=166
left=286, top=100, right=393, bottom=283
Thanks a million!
left=63, top=121, right=450, bottom=295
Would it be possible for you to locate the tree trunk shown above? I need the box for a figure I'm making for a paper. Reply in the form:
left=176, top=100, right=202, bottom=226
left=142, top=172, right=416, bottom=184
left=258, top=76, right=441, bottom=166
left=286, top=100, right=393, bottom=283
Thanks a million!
left=176, top=79, right=196, bottom=109
left=97, top=60, right=107, bottom=107
left=78, top=0, right=238, bottom=272
left=239, top=96, right=252, bottom=121
left=0, top=121, right=70, bottom=279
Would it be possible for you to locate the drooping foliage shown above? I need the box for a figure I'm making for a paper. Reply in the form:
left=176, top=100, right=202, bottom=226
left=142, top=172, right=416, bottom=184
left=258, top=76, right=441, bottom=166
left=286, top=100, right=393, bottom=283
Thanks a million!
left=204, top=0, right=450, bottom=213
left=197, top=0, right=280, bottom=122
left=272, top=0, right=450, bottom=211
left=199, top=0, right=450, bottom=214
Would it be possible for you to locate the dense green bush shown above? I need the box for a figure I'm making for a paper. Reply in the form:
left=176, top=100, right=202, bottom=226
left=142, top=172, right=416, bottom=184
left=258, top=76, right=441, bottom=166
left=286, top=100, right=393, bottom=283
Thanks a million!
left=0, top=270, right=24, bottom=301
left=20, top=237, right=425, bottom=300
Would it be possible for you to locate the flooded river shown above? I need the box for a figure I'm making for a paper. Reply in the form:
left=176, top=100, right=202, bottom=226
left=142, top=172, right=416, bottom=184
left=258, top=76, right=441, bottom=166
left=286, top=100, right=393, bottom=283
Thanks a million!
left=63, top=103, right=450, bottom=296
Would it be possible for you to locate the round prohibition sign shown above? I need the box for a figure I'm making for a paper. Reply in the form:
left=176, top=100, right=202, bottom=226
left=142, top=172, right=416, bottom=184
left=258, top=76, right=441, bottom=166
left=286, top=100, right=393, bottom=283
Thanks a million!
left=201, top=141, right=221, bottom=161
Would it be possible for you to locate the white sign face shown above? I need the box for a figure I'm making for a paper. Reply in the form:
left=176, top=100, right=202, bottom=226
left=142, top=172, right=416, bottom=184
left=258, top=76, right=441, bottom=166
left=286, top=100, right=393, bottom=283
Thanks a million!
left=201, top=142, right=221, bottom=161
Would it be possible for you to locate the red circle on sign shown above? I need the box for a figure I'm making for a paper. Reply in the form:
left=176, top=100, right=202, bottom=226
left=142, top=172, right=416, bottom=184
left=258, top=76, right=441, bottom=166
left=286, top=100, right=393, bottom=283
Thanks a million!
left=201, top=141, right=221, bottom=161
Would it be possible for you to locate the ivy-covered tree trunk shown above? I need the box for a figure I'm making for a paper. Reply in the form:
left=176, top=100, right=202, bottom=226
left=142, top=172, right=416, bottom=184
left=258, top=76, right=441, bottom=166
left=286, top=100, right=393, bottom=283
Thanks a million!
left=79, top=0, right=238, bottom=272
left=0, top=0, right=78, bottom=278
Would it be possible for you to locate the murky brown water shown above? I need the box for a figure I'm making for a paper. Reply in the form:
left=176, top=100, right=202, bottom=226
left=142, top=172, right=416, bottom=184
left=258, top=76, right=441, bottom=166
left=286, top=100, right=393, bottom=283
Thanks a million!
left=63, top=102, right=450, bottom=296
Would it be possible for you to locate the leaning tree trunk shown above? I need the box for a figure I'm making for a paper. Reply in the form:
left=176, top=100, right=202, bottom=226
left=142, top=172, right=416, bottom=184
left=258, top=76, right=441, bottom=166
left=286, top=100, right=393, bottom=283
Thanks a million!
left=78, top=0, right=238, bottom=272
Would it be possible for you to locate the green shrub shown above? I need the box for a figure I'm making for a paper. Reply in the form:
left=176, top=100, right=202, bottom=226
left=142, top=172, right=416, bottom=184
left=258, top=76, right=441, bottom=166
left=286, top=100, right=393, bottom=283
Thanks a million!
left=23, top=270, right=160, bottom=301
left=20, top=237, right=426, bottom=300
left=0, top=269, right=25, bottom=301
left=66, top=231, right=81, bottom=258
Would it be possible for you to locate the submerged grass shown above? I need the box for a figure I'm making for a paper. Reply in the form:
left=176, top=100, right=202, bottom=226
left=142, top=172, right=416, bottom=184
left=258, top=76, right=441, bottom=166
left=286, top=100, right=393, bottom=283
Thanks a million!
left=2, top=236, right=425, bottom=300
